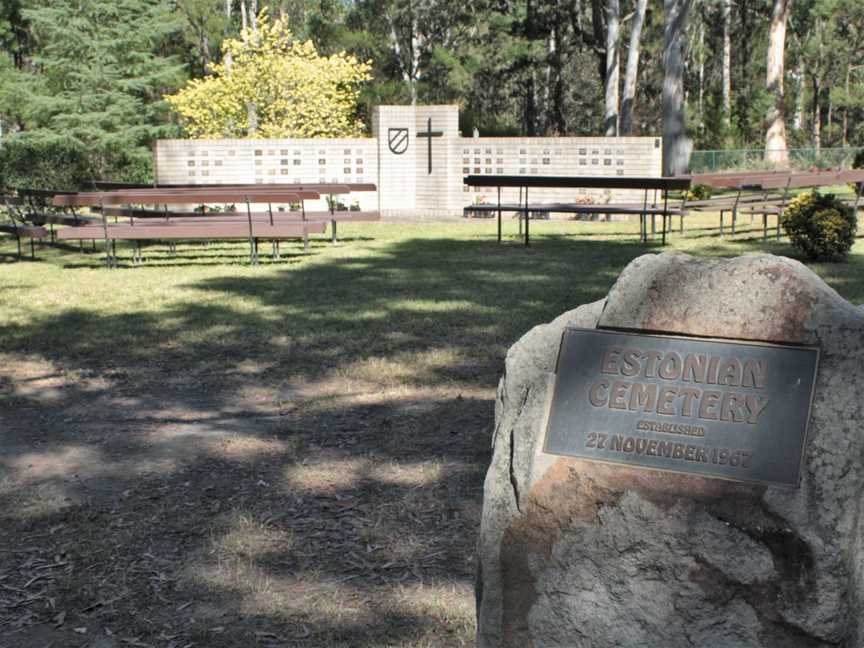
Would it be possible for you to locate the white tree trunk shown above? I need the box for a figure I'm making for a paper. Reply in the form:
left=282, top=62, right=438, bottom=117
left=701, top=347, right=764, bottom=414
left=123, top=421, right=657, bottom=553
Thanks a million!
left=620, top=0, right=647, bottom=134
left=765, top=0, right=792, bottom=166
left=792, top=60, right=804, bottom=130
left=721, top=0, right=732, bottom=124
left=388, top=19, right=416, bottom=105
left=662, top=0, right=692, bottom=176
left=813, top=78, right=821, bottom=151
left=843, top=64, right=850, bottom=147
left=410, top=18, right=421, bottom=106
left=604, top=0, right=620, bottom=136
left=240, top=1, right=258, bottom=135
left=697, top=21, right=704, bottom=132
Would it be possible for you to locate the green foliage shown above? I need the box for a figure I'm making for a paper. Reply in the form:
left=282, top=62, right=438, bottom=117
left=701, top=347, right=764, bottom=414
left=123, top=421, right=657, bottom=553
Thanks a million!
left=0, top=0, right=185, bottom=182
left=0, top=133, right=153, bottom=190
left=165, top=12, right=371, bottom=139
left=684, top=184, right=714, bottom=201
left=0, top=134, right=90, bottom=191
left=3, top=0, right=864, bottom=169
left=782, top=191, right=857, bottom=261
left=174, top=0, right=231, bottom=76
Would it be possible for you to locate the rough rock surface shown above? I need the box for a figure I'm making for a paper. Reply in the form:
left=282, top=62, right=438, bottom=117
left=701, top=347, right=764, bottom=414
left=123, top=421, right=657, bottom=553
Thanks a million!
left=476, top=252, right=864, bottom=648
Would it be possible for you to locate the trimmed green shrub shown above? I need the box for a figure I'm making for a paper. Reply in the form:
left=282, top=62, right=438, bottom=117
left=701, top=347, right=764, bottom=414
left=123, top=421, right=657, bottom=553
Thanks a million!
left=0, top=134, right=154, bottom=191
left=781, top=191, right=857, bottom=262
left=0, top=134, right=91, bottom=191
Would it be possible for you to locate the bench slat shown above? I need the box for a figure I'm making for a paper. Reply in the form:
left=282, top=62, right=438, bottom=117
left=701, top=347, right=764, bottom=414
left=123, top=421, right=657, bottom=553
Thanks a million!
left=463, top=203, right=684, bottom=216
left=56, top=221, right=326, bottom=241
left=98, top=213, right=381, bottom=225
left=464, top=175, right=691, bottom=191
left=26, top=212, right=100, bottom=226
left=0, top=224, right=48, bottom=238
left=54, top=190, right=317, bottom=207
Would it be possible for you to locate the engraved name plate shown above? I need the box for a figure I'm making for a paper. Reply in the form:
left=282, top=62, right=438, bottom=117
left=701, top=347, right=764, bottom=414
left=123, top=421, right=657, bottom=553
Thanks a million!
left=544, top=328, right=820, bottom=487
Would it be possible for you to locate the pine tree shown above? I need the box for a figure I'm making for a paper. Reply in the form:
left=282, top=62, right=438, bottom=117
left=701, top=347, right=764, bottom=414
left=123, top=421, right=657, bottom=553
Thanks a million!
left=0, top=0, right=186, bottom=180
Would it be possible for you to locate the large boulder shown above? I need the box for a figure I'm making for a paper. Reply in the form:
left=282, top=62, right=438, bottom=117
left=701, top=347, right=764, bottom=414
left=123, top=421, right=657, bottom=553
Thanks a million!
left=477, top=252, right=864, bottom=648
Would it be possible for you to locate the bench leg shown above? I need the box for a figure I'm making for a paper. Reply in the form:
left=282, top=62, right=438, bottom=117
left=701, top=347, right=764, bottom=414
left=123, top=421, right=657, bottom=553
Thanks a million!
left=16, top=236, right=22, bottom=259
left=719, top=211, right=724, bottom=237
left=651, top=214, right=656, bottom=237
left=497, top=187, right=502, bottom=242
left=732, top=210, right=737, bottom=235
left=776, top=215, right=781, bottom=240
left=680, top=214, right=684, bottom=233
left=763, top=214, right=768, bottom=242
left=331, top=219, right=338, bottom=244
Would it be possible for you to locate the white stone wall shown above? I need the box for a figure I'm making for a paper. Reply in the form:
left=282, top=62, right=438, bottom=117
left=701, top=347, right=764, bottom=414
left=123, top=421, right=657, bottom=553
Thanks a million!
left=155, top=138, right=379, bottom=211
left=155, top=105, right=664, bottom=218
left=456, top=136, right=664, bottom=209
left=413, top=105, right=460, bottom=214
left=371, top=105, right=418, bottom=212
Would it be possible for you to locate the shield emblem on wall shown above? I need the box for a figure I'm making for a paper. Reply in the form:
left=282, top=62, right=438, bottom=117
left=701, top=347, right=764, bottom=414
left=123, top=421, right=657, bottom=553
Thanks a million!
left=388, top=128, right=409, bottom=155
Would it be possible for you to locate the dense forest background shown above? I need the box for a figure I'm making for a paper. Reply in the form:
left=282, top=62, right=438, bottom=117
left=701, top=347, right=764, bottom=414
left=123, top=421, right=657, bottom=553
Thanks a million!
left=1, top=0, right=863, bottom=184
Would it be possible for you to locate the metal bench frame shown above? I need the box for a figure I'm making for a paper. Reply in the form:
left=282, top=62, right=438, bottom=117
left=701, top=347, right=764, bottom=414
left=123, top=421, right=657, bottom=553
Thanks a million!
left=463, top=175, right=692, bottom=246
left=0, top=196, right=49, bottom=259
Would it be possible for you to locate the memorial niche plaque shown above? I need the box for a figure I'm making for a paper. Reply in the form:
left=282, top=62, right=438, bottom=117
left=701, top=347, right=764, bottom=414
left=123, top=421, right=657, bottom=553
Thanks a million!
left=544, top=328, right=819, bottom=487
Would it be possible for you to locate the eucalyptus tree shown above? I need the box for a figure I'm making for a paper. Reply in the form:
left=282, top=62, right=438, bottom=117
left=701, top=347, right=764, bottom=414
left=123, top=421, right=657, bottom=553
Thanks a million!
left=765, top=0, right=792, bottom=164
left=663, top=0, right=692, bottom=175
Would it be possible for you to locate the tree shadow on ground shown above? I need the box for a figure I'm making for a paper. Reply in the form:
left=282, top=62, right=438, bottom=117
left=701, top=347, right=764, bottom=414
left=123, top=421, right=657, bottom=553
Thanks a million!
left=1, top=230, right=860, bottom=646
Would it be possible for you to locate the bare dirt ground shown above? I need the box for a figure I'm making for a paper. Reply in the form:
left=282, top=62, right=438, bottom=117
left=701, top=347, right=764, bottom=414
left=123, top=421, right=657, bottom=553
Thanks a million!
left=6, top=220, right=856, bottom=647
left=0, top=352, right=487, bottom=648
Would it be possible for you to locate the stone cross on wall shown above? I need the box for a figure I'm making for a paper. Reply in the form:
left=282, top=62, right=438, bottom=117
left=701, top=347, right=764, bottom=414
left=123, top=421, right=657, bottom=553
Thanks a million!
left=416, top=117, right=443, bottom=174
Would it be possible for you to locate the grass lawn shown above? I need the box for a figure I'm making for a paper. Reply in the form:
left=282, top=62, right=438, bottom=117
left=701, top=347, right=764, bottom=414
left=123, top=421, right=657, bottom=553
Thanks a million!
left=0, top=214, right=862, bottom=647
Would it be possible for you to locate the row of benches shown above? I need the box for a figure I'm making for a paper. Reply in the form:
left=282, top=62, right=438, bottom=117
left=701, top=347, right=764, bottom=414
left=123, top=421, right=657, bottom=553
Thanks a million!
left=1, top=183, right=380, bottom=265
left=463, top=170, right=864, bottom=245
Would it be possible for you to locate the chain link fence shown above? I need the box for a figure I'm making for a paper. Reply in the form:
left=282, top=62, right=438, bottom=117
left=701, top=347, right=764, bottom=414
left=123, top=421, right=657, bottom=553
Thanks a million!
left=689, top=147, right=864, bottom=173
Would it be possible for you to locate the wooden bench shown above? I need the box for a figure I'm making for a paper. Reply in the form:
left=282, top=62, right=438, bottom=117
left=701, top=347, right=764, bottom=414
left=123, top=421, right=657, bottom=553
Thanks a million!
left=688, top=170, right=864, bottom=240
left=53, top=188, right=323, bottom=266
left=15, top=188, right=100, bottom=247
left=463, top=175, right=692, bottom=246
left=59, top=182, right=379, bottom=245
left=98, top=206, right=380, bottom=222
left=52, top=184, right=379, bottom=265
left=0, top=196, right=49, bottom=259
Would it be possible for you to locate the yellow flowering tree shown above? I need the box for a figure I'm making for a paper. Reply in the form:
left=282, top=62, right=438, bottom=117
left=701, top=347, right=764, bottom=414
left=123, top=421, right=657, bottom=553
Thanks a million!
left=165, top=13, right=371, bottom=138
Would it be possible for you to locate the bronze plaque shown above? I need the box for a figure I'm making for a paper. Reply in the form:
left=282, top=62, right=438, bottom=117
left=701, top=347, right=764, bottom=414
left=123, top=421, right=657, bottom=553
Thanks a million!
left=544, top=328, right=819, bottom=487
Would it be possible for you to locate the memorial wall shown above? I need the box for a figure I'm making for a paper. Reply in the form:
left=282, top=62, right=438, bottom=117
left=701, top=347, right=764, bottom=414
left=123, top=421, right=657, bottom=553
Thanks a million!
left=155, top=104, right=663, bottom=218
